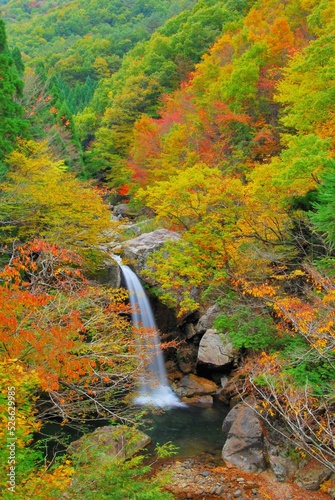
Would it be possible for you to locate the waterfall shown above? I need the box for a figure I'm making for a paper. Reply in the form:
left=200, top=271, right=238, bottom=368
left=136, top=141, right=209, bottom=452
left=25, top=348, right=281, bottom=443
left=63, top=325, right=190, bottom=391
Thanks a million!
left=121, top=265, right=184, bottom=408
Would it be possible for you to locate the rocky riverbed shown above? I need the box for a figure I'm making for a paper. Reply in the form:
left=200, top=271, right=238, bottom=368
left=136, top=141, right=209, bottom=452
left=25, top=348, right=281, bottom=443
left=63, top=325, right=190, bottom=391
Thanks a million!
left=150, top=453, right=334, bottom=500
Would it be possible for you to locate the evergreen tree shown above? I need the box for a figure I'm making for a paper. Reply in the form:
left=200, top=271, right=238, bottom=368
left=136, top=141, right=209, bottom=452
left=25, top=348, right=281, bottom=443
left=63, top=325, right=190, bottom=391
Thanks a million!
left=11, top=46, right=24, bottom=75
left=0, top=19, right=27, bottom=162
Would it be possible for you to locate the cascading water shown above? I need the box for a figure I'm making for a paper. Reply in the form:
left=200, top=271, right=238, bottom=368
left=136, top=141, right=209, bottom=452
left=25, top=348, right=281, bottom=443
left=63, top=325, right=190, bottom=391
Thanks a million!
left=120, top=264, right=184, bottom=408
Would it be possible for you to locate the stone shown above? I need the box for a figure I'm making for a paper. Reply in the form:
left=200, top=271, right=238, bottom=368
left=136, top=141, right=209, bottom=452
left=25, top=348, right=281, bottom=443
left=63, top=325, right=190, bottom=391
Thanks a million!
left=176, top=373, right=218, bottom=398
left=234, top=489, right=242, bottom=498
left=177, top=342, right=198, bottom=374
left=123, top=229, right=180, bottom=273
left=264, top=431, right=301, bottom=482
left=182, top=393, right=214, bottom=405
left=185, top=322, right=197, bottom=340
left=195, top=305, right=222, bottom=333
left=197, top=330, right=236, bottom=370
left=68, top=425, right=151, bottom=462
left=221, top=376, right=229, bottom=389
left=222, top=403, right=266, bottom=472
left=92, top=260, right=121, bottom=288
left=294, top=459, right=332, bottom=491
left=113, top=203, right=134, bottom=218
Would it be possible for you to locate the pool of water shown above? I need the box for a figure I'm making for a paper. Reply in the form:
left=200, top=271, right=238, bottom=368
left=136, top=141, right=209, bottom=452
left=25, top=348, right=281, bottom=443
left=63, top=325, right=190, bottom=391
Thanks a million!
left=141, top=402, right=229, bottom=458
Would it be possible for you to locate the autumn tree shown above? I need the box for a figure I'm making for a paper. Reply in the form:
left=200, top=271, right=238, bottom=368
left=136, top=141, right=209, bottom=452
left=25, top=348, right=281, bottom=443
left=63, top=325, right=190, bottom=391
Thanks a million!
left=0, top=140, right=111, bottom=264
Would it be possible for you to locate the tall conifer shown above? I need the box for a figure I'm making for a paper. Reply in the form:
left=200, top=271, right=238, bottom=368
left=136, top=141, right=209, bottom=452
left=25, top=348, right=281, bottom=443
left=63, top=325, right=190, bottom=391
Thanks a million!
left=0, top=19, right=27, bottom=162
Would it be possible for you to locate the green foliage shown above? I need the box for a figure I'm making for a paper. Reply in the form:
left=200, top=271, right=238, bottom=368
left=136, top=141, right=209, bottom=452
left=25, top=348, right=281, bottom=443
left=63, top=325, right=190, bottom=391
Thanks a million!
left=3, top=0, right=197, bottom=85
left=0, top=19, right=27, bottom=162
left=214, top=296, right=278, bottom=351
left=79, top=0, right=246, bottom=180
left=310, top=160, right=335, bottom=247
left=155, top=441, right=179, bottom=459
left=284, top=359, right=335, bottom=396
left=65, top=442, right=175, bottom=500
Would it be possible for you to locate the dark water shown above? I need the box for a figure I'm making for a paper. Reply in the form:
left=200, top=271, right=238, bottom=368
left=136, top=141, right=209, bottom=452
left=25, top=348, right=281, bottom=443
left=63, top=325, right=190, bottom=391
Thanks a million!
left=141, top=402, right=229, bottom=458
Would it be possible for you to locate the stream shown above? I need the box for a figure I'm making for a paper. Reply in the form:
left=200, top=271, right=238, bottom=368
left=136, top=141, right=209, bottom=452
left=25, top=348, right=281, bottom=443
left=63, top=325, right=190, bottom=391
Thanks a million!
left=141, top=401, right=229, bottom=459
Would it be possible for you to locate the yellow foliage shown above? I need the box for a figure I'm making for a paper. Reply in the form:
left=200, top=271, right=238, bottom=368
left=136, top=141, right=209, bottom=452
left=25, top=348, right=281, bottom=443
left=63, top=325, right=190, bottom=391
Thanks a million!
left=1, top=140, right=111, bottom=261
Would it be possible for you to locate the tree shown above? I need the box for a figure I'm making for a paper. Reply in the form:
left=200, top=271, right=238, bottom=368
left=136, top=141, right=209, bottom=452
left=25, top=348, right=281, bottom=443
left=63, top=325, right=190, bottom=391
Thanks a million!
left=0, top=19, right=27, bottom=162
left=0, top=140, right=111, bottom=264
left=310, top=159, right=335, bottom=247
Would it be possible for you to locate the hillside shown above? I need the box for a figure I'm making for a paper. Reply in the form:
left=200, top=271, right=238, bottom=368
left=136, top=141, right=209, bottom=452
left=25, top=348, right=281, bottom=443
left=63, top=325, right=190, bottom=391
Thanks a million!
left=0, top=0, right=335, bottom=498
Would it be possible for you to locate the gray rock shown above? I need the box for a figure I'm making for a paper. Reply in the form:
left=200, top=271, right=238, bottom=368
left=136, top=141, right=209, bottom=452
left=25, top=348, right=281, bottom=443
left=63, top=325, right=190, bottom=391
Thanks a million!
left=221, top=376, right=229, bottom=389
left=185, top=323, right=197, bottom=340
left=95, top=260, right=121, bottom=288
left=197, top=329, right=236, bottom=370
left=123, top=229, right=180, bottom=273
left=113, top=204, right=133, bottom=218
left=294, top=459, right=332, bottom=491
left=222, top=403, right=266, bottom=472
left=264, top=438, right=297, bottom=482
left=196, top=305, right=222, bottom=333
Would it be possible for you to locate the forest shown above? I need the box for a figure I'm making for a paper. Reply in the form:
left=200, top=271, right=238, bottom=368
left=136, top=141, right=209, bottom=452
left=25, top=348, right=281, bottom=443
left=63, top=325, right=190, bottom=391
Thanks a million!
left=0, top=0, right=335, bottom=498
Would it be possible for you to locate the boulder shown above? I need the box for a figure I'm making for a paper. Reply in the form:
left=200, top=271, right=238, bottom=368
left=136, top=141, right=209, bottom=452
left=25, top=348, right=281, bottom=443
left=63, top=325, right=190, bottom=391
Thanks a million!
left=123, top=229, right=180, bottom=273
left=91, top=260, right=121, bottom=288
left=185, top=322, right=197, bottom=340
left=195, top=305, right=222, bottom=334
left=222, top=403, right=266, bottom=472
left=182, top=395, right=214, bottom=405
left=177, top=342, right=198, bottom=374
left=294, top=459, right=332, bottom=491
left=113, top=203, right=134, bottom=218
left=69, top=425, right=151, bottom=462
left=264, top=434, right=299, bottom=482
left=197, top=329, right=236, bottom=370
left=175, top=373, right=218, bottom=399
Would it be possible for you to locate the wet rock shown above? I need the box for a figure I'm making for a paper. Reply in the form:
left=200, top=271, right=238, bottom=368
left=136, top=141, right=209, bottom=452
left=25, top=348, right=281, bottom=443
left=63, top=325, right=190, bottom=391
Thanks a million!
left=177, top=342, right=198, bottom=374
left=176, top=373, right=218, bottom=398
left=181, top=394, right=214, bottom=405
left=222, top=403, right=266, bottom=472
left=197, top=329, right=237, bottom=370
left=92, top=260, right=121, bottom=288
left=166, top=360, right=183, bottom=382
left=195, top=305, right=222, bottom=334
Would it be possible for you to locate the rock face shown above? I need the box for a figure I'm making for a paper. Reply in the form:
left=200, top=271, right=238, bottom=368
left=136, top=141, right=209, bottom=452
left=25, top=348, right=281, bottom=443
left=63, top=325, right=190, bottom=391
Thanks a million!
left=195, top=304, right=222, bottom=333
left=92, top=261, right=121, bottom=288
left=177, top=342, right=198, bottom=374
left=69, top=425, right=151, bottom=461
left=197, top=329, right=236, bottom=370
left=222, top=403, right=266, bottom=472
left=123, top=229, right=180, bottom=273
left=175, top=373, right=218, bottom=403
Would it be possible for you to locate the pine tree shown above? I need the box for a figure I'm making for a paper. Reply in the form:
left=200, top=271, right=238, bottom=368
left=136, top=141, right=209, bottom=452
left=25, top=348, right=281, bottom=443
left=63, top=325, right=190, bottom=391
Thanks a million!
left=0, top=19, right=27, bottom=162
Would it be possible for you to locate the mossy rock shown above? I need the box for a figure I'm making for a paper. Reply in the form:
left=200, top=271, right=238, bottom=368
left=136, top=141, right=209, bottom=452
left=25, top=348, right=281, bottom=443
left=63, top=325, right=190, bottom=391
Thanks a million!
left=68, top=425, right=151, bottom=464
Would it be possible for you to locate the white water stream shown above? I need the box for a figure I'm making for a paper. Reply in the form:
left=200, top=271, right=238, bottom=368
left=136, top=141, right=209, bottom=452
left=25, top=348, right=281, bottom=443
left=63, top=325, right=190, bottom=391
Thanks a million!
left=120, top=264, right=184, bottom=408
